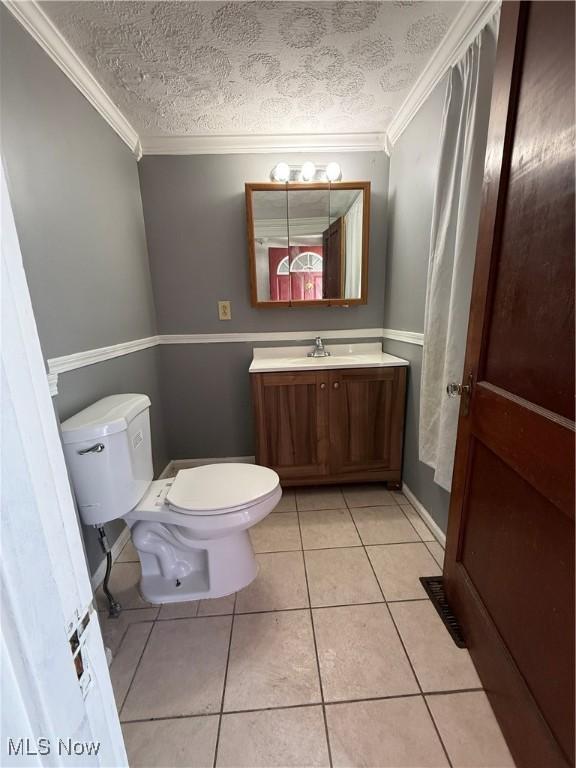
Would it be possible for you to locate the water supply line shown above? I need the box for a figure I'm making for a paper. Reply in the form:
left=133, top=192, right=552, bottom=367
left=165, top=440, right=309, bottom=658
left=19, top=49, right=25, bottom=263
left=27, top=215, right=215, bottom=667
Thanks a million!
left=97, top=525, right=122, bottom=618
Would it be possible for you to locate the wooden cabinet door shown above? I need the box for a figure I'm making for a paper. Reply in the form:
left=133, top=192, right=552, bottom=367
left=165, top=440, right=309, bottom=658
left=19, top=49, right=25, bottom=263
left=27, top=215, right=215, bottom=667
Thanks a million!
left=252, top=371, right=329, bottom=480
left=328, top=367, right=406, bottom=476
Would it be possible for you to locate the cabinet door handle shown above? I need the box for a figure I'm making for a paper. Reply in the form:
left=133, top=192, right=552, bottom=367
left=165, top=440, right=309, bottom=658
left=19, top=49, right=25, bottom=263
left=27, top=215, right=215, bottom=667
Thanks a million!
left=319, top=382, right=326, bottom=390
left=333, top=381, right=340, bottom=389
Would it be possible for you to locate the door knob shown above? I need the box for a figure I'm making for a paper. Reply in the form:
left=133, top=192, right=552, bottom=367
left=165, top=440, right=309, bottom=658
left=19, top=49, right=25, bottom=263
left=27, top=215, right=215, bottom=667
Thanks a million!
left=446, top=372, right=473, bottom=415
left=319, top=383, right=326, bottom=390
left=333, top=381, right=340, bottom=389
left=446, top=382, right=469, bottom=397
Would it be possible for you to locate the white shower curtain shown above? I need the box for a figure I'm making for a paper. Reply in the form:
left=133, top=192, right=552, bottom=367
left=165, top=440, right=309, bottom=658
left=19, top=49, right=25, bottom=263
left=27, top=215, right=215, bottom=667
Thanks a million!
left=344, top=193, right=363, bottom=298
left=419, top=14, right=498, bottom=492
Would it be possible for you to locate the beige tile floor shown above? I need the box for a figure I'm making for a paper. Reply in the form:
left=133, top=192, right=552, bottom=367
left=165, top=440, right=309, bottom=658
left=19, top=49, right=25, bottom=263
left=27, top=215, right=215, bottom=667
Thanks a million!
left=97, top=484, right=515, bottom=768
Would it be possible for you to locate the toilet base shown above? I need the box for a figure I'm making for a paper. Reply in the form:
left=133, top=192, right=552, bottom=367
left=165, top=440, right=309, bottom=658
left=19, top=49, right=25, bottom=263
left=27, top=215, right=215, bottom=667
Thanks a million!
left=133, top=525, right=259, bottom=604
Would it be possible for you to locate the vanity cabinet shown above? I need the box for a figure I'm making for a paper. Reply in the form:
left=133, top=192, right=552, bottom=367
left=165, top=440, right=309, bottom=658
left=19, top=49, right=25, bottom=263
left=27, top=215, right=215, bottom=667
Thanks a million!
left=251, top=366, right=407, bottom=487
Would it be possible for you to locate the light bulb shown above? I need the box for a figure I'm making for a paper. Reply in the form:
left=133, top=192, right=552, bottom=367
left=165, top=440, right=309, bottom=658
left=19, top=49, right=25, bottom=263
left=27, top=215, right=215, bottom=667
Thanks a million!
left=325, top=162, right=342, bottom=182
left=271, top=162, right=290, bottom=182
left=300, top=161, right=316, bottom=181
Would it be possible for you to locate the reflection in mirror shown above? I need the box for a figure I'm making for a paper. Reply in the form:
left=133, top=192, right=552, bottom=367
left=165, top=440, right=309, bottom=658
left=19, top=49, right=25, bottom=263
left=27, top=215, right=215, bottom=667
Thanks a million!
left=253, top=189, right=288, bottom=302
left=287, top=188, right=329, bottom=301
left=247, top=182, right=369, bottom=306
left=329, top=188, right=364, bottom=300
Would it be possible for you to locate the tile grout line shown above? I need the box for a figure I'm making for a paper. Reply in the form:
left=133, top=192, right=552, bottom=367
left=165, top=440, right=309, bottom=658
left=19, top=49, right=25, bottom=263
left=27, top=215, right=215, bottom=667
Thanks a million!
left=100, top=596, right=432, bottom=625
left=386, top=608, right=455, bottom=768
left=296, top=503, right=334, bottom=768
left=424, top=541, right=446, bottom=568
left=396, top=503, right=438, bottom=543
left=116, top=620, right=155, bottom=719
left=343, top=493, right=455, bottom=768
left=242, top=539, right=436, bottom=555
left=118, top=687, right=486, bottom=725
left=115, top=537, right=441, bottom=565
left=366, top=495, right=451, bottom=763
left=98, top=609, right=135, bottom=659
left=212, top=593, right=237, bottom=768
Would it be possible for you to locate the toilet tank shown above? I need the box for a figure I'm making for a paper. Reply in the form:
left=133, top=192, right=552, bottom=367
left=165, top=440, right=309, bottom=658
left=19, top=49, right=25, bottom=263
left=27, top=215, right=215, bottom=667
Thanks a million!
left=61, top=394, right=153, bottom=526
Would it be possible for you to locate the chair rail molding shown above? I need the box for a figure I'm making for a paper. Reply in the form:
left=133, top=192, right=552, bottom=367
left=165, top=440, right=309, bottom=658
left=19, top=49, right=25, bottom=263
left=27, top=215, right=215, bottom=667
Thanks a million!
left=47, top=372, right=59, bottom=396
left=4, top=0, right=141, bottom=158
left=159, top=328, right=386, bottom=345
left=45, top=328, right=425, bottom=394
left=47, top=335, right=160, bottom=376
left=387, top=0, right=501, bottom=146
left=381, top=329, right=424, bottom=346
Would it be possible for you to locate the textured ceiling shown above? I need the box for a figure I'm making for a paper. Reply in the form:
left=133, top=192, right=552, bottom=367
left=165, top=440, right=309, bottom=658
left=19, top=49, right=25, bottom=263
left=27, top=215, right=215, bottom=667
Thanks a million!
left=42, top=1, right=462, bottom=137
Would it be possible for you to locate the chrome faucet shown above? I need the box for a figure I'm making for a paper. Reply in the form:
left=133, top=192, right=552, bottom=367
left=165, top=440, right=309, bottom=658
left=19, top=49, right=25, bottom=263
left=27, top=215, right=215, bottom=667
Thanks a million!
left=308, top=336, right=331, bottom=358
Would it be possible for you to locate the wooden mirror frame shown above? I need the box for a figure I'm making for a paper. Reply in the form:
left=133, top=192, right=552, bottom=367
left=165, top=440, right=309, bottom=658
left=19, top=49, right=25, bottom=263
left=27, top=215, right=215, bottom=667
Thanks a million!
left=246, top=181, right=371, bottom=308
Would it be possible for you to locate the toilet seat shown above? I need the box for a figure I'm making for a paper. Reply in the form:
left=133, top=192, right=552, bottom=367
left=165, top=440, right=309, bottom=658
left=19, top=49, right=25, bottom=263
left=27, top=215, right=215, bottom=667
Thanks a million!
left=166, top=463, right=279, bottom=516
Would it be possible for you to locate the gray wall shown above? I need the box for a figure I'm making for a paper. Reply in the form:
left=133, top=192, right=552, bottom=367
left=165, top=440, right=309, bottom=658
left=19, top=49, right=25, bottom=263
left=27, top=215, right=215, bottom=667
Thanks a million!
left=383, top=77, right=450, bottom=531
left=1, top=8, right=167, bottom=573
left=139, top=152, right=388, bottom=333
left=139, top=152, right=389, bottom=459
left=3, top=0, right=452, bottom=547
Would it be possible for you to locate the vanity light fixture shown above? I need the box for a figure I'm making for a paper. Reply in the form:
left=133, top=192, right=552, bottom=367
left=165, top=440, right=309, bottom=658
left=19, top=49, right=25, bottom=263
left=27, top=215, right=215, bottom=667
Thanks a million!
left=300, top=161, right=316, bottom=182
left=269, top=162, right=343, bottom=183
left=325, top=162, right=342, bottom=182
left=270, top=162, right=290, bottom=183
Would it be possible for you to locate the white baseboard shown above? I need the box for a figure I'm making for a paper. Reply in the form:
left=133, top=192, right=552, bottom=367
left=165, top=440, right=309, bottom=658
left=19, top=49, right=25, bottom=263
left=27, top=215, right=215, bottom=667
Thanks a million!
left=90, top=525, right=131, bottom=591
left=401, top=484, right=447, bottom=546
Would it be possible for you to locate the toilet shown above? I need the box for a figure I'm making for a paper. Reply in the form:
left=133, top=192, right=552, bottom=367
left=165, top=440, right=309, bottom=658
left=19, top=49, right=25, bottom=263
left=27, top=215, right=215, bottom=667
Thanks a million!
left=61, top=394, right=281, bottom=604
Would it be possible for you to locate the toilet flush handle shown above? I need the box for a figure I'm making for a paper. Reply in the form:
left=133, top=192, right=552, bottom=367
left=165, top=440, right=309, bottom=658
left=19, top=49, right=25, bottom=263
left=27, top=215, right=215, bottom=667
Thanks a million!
left=77, top=443, right=105, bottom=455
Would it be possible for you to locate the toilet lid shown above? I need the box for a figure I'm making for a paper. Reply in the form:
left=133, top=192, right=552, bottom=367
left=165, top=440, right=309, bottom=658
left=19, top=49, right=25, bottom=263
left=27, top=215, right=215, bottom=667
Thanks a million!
left=166, top=463, right=279, bottom=516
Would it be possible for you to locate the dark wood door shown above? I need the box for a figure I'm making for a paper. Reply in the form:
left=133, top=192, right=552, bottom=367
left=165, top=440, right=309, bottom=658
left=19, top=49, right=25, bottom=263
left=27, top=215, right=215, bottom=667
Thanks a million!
left=444, top=4, right=575, bottom=768
left=328, top=367, right=406, bottom=478
left=322, top=218, right=343, bottom=298
left=251, top=371, right=329, bottom=480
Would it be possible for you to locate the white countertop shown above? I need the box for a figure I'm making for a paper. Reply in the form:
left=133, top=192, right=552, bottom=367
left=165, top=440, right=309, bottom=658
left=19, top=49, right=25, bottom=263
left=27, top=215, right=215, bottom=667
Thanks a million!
left=249, top=343, right=409, bottom=373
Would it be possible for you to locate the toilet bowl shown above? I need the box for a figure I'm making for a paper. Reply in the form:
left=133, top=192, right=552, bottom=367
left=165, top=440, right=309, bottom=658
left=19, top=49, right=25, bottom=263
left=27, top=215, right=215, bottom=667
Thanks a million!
left=126, top=464, right=281, bottom=603
left=61, top=394, right=281, bottom=604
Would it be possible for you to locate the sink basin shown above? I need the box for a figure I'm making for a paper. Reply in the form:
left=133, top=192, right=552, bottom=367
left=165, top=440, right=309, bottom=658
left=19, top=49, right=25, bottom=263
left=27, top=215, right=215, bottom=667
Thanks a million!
left=249, top=343, right=409, bottom=373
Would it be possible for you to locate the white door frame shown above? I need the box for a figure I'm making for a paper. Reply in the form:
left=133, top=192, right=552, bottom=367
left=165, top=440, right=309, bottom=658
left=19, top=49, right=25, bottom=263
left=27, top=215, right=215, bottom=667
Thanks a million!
left=1, top=161, right=127, bottom=766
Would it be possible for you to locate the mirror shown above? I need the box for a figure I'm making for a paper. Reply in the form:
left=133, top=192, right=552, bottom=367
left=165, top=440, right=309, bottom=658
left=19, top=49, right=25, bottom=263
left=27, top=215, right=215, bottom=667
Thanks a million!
left=247, top=182, right=370, bottom=307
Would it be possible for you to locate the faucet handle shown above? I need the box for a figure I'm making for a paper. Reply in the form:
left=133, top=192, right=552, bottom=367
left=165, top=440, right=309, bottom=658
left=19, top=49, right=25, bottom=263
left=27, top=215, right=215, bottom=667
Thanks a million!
left=308, top=336, right=330, bottom=357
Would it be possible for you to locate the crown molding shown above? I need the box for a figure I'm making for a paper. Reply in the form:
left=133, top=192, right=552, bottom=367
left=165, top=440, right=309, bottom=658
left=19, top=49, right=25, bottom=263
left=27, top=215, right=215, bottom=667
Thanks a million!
left=255, top=217, right=329, bottom=238
left=387, top=0, right=501, bottom=147
left=4, top=0, right=142, bottom=159
left=140, top=133, right=388, bottom=156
